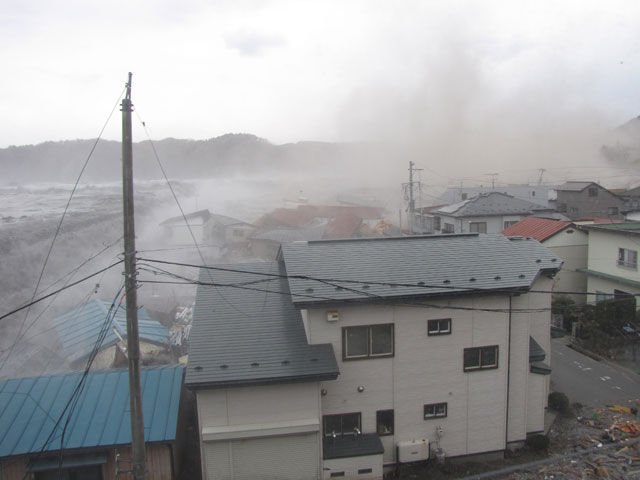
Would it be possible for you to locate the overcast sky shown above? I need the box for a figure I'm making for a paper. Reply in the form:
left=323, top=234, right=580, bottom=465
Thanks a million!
left=2, top=0, right=640, bottom=180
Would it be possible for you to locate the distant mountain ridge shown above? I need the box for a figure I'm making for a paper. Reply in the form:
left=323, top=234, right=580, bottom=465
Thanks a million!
left=0, top=134, right=369, bottom=184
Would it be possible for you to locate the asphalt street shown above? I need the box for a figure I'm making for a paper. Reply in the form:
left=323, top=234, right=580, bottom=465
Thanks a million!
left=550, top=338, right=640, bottom=408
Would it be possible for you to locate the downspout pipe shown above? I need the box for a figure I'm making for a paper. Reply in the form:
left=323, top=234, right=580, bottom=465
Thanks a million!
left=505, top=295, right=513, bottom=449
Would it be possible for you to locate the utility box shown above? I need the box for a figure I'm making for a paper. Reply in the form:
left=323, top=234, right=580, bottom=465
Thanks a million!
left=397, top=439, right=429, bottom=463
left=326, top=311, right=339, bottom=322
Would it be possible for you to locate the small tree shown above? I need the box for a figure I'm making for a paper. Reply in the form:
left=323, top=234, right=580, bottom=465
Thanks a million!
left=552, top=296, right=578, bottom=331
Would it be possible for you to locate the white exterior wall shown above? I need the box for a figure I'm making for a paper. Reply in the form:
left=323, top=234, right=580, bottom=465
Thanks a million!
left=437, top=215, right=527, bottom=234
left=587, top=230, right=640, bottom=281
left=197, top=382, right=322, bottom=480
left=306, top=291, right=549, bottom=463
left=543, top=228, right=588, bottom=304
left=586, top=229, right=640, bottom=303
left=323, top=454, right=384, bottom=480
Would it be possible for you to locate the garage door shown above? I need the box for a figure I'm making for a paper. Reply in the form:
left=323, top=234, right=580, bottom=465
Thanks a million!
left=204, top=433, right=319, bottom=480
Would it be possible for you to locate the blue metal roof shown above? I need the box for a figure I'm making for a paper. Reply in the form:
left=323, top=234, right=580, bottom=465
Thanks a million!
left=0, top=365, right=184, bottom=457
left=52, top=299, right=170, bottom=364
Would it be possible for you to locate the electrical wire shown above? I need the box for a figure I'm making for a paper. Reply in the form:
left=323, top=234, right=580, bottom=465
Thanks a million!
left=0, top=260, right=124, bottom=324
left=1, top=87, right=126, bottom=376
left=137, top=264, right=554, bottom=314
left=0, top=237, right=124, bottom=359
left=22, top=285, right=125, bottom=480
left=138, top=256, right=615, bottom=298
left=134, top=111, right=251, bottom=316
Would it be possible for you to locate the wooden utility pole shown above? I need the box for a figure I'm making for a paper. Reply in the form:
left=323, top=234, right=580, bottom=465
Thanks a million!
left=121, top=72, right=146, bottom=480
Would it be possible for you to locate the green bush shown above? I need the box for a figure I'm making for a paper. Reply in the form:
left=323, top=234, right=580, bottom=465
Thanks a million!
left=548, top=392, right=570, bottom=413
left=526, top=434, right=550, bottom=451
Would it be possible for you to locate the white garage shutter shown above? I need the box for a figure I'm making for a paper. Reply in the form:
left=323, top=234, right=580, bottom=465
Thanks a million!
left=232, top=433, right=319, bottom=480
left=204, top=441, right=231, bottom=480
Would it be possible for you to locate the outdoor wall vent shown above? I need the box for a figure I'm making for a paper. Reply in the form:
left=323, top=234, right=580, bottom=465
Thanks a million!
left=327, top=311, right=340, bottom=322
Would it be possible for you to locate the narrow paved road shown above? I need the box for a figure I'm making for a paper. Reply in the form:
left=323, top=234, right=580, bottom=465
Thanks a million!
left=551, top=338, right=640, bottom=408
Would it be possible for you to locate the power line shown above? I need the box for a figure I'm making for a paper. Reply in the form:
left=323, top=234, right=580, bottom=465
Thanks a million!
left=0, top=238, right=124, bottom=359
left=0, top=260, right=124, bottom=324
left=134, top=111, right=251, bottom=317
left=22, top=285, right=125, bottom=480
left=137, top=257, right=640, bottom=300
left=137, top=264, right=553, bottom=314
left=1, top=87, right=126, bottom=375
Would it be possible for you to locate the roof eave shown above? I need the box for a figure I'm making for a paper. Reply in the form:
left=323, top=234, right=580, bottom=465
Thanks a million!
left=290, top=286, right=533, bottom=309
left=185, top=371, right=340, bottom=391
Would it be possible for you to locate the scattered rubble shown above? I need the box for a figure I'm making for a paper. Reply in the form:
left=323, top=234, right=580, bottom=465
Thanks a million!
left=397, top=402, right=640, bottom=479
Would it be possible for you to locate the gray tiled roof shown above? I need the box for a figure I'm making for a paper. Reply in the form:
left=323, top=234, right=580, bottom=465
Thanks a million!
left=556, top=181, right=596, bottom=192
left=185, top=262, right=339, bottom=389
left=280, top=234, right=562, bottom=307
left=436, top=192, right=551, bottom=217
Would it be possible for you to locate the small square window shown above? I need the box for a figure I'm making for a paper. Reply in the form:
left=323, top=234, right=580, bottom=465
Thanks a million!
left=463, top=345, right=499, bottom=371
left=469, top=222, right=487, bottom=233
left=343, top=324, right=394, bottom=360
left=589, top=187, right=598, bottom=197
left=443, top=223, right=454, bottom=233
left=618, top=248, right=638, bottom=270
left=608, top=206, right=619, bottom=215
left=424, top=402, right=447, bottom=419
left=428, top=318, right=452, bottom=336
left=376, top=409, right=394, bottom=436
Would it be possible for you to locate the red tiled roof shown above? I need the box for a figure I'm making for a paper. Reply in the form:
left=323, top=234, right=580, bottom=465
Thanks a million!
left=501, top=217, right=572, bottom=242
left=254, top=205, right=384, bottom=229
left=323, top=213, right=362, bottom=239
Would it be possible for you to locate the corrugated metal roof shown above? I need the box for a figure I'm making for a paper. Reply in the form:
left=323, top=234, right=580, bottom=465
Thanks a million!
left=185, top=262, right=339, bottom=389
left=435, top=192, right=551, bottom=217
left=0, top=365, right=184, bottom=457
left=581, top=222, right=640, bottom=233
left=501, top=217, right=573, bottom=242
left=281, top=234, right=562, bottom=306
left=53, top=299, right=170, bottom=364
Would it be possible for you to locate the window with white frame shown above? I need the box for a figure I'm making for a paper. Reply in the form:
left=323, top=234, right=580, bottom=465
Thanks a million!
left=469, top=222, right=487, bottom=233
left=618, top=248, right=638, bottom=270
left=323, top=412, right=361, bottom=437
left=503, top=220, right=518, bottom=229
left=343, top=324, right=394, bottom=360
left=424, top=402, right=447, bottom=419
left=463, top=345, right=499, bottom=371
left=428, top=318, right=451, bottom=336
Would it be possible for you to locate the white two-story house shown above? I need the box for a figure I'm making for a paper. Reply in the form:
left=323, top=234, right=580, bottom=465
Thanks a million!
left=579, top=223, right=640, bottom=306
left=186, top=234, right=561, bottom=480
left=433, top=192, right=556, bottom=235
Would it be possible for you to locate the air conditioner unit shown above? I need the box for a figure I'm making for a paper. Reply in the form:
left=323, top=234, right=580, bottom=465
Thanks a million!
left=397, top=439, right=429, bottom=463
left=326, top=311, right=339, bottom=322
